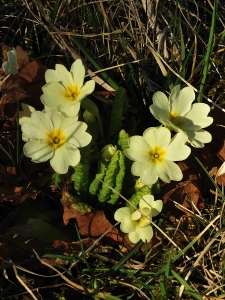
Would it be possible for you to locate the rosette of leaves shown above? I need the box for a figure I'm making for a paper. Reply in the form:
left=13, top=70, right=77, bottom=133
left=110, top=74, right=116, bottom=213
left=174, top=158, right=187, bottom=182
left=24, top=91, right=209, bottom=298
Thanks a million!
left=89, top=149, right=125, bottom=205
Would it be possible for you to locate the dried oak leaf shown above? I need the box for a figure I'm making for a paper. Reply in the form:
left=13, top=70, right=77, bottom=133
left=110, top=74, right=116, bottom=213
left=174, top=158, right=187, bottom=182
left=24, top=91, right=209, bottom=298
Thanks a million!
left=1, top=75, right=29, bottom=105
left=14, top=45, right=31, bottom=69
left=60, top=192, right=123, bottom=244
left=1, top=60, right=46, bottom=121
left=160, top=156, right=205, bottom=222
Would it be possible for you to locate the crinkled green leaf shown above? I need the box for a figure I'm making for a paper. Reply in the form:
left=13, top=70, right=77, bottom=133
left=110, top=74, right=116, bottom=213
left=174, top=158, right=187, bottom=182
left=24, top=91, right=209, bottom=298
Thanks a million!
left=108, top=151, right=125, bottom=205
left=118, top=129, right=129, bottom=151
left=107, top=87, right=129, bottom=141
left=98, top=151, right=121, bottom=202
left=118, top=130, right=135, bottom=194
left=72, top=143, right=91, bottom=195
left=89, top=159, right=108, bottom=196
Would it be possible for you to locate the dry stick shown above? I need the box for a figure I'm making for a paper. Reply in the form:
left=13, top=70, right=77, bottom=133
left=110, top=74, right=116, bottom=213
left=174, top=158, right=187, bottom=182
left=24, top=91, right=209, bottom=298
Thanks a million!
left=12, top=263, right=38, bottom=300
left=178, top=220, right=224, bottom=298
left=33, top=249, right=84, bottom=292
left=33, top=249, right=113, bottom=298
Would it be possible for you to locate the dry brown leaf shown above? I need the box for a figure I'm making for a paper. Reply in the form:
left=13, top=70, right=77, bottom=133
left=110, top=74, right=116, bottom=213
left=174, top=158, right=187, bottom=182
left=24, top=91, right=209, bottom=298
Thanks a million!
left=1, top=75, right=29, bottom=105
left=60, top=192, right=122, bottom=243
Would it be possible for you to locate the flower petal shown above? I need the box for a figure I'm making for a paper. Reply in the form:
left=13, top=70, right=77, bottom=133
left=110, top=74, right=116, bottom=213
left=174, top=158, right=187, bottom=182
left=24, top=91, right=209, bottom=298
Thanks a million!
left=149, top=200, right=163, bottom=217
left=45, top=64, right=72, bottom=84
left=41, top=82, right=66, bottom=107
left=131, top=161, right=158, bottom=185
left=125, top=136, right=150, bottom=161
left=132, top=210, right=142, bottom=220
left=19, top=103, right=36, bottom=125
left=59, top=103, right=80, bottom=118
left=184, top=103, right=213, bottom=128
left=129, top=225, right=153, bottom=243
left=170, top=85, right=195, bottom=116
left=140, top=195, right=163, bottom=216
left=50, top=143, right=81, bottom=174
left=156, top=160, right=183, bottom=182
left=120, top=219, right=137, bottom=233
left=128, top=230, right=141, bottom=243
left=70, top=59, right=85, bottom=89
left=150, top=91, right=170, bottom=119
left=137, top=225, right=153, bottom=242
left=140, top=194, right=155, bottom=209
left=75, top=80, right=95, bottom=102
left=114, top=207, right=132, bottom=222
left=114, top=207, right=136, bottom=233
left=186, top=129, right=212, bottom=148
left=51, top=108, right=64, bottom=129
left=22, top=111, right=53, bottom=140
left=165, top=132, right=191, bottom=161
left=23, top=140, right=53, bottom=162
left=61, top=120, right=92, bottom=148
left=143, top=127, right=171, bottom=148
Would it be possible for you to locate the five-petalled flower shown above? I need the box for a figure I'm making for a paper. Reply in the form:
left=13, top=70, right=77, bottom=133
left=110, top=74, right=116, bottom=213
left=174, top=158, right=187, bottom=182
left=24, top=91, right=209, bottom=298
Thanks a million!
left=125, top=127, right=191, bottom=185
left=150, top=85, right=213, bottom=148
left=114, top=194, right=163, bottom=243
left=21, top=108, right=92, bottom=174
left=40, top=59, right=95, bottom=117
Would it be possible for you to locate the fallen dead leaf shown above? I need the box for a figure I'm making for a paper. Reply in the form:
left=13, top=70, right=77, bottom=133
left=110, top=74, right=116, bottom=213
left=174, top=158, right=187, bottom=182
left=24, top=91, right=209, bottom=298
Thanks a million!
left=60, top=192, right=123, bottom=244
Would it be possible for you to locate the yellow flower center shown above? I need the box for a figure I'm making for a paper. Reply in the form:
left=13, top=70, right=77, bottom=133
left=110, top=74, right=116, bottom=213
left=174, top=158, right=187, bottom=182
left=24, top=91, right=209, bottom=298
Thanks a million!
left=168, top=112, right=184, bottom=127
left=46, top=128, right=66, bottom=149
left=64, top=85, right=80, bottom=102
left=149, top=146, right=166, bottom=164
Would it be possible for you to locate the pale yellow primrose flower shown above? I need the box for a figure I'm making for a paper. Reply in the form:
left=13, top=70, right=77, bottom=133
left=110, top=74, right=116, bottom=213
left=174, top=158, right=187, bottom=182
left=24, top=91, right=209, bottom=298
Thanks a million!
left=40, top=59, right=95, bottom=117
left=125, top=127, right=191, bottom=185
left=114, top=195, right=163, bottom=243
left=19, top=103, right=36, bottom=126
left=2, top=48, right=18, bottom=75
left=21, top=108, right=92, bottom=174
left=101, top=144, right=117, bottom=161
left=150, top=85, right=213, bottom=148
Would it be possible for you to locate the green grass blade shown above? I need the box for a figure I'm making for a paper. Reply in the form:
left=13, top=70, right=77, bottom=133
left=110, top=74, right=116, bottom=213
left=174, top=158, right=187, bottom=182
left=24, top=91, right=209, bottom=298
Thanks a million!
left=197, top=0, right=218, bottom=102
left=105, top=240, right=143, bottom=277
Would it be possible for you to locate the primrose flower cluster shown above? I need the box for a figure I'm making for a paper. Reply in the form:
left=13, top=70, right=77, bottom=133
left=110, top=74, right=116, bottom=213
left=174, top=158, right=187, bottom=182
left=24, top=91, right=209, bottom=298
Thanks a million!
left=3, top=48, right=212, bottom=245
left=19, top=59, right=95, bottom=174
left=114, top=84, right=213, bottom=244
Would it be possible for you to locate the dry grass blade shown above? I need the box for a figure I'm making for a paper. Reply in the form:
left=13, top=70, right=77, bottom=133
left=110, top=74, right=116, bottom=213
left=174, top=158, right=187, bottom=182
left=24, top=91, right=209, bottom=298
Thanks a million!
left=178, top=222, right=225, bottom=298
left=12, top=262, right=38, bottom=300
left=33, top=249, right=84, bottom=292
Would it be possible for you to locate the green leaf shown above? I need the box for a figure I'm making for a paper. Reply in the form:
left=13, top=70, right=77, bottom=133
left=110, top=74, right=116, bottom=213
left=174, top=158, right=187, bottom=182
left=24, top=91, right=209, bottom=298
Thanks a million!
left=117, top=130, right=135, bottom=194
left=52, top=172, right=65, bottom=190
left=89, top=159, right=108, bottom=196
left=72, top=144, right=91, bottom=195
left=107, top=151, right=125, bottom=205
left=107, top=87, right=129, bottom=141
left=82, top=97, right=99, bottom=117
left=117, top=129, right=129, bottom=151
left=98, top=151, right=121, bottom=202
left=83, top=110, right=99, bottom=141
